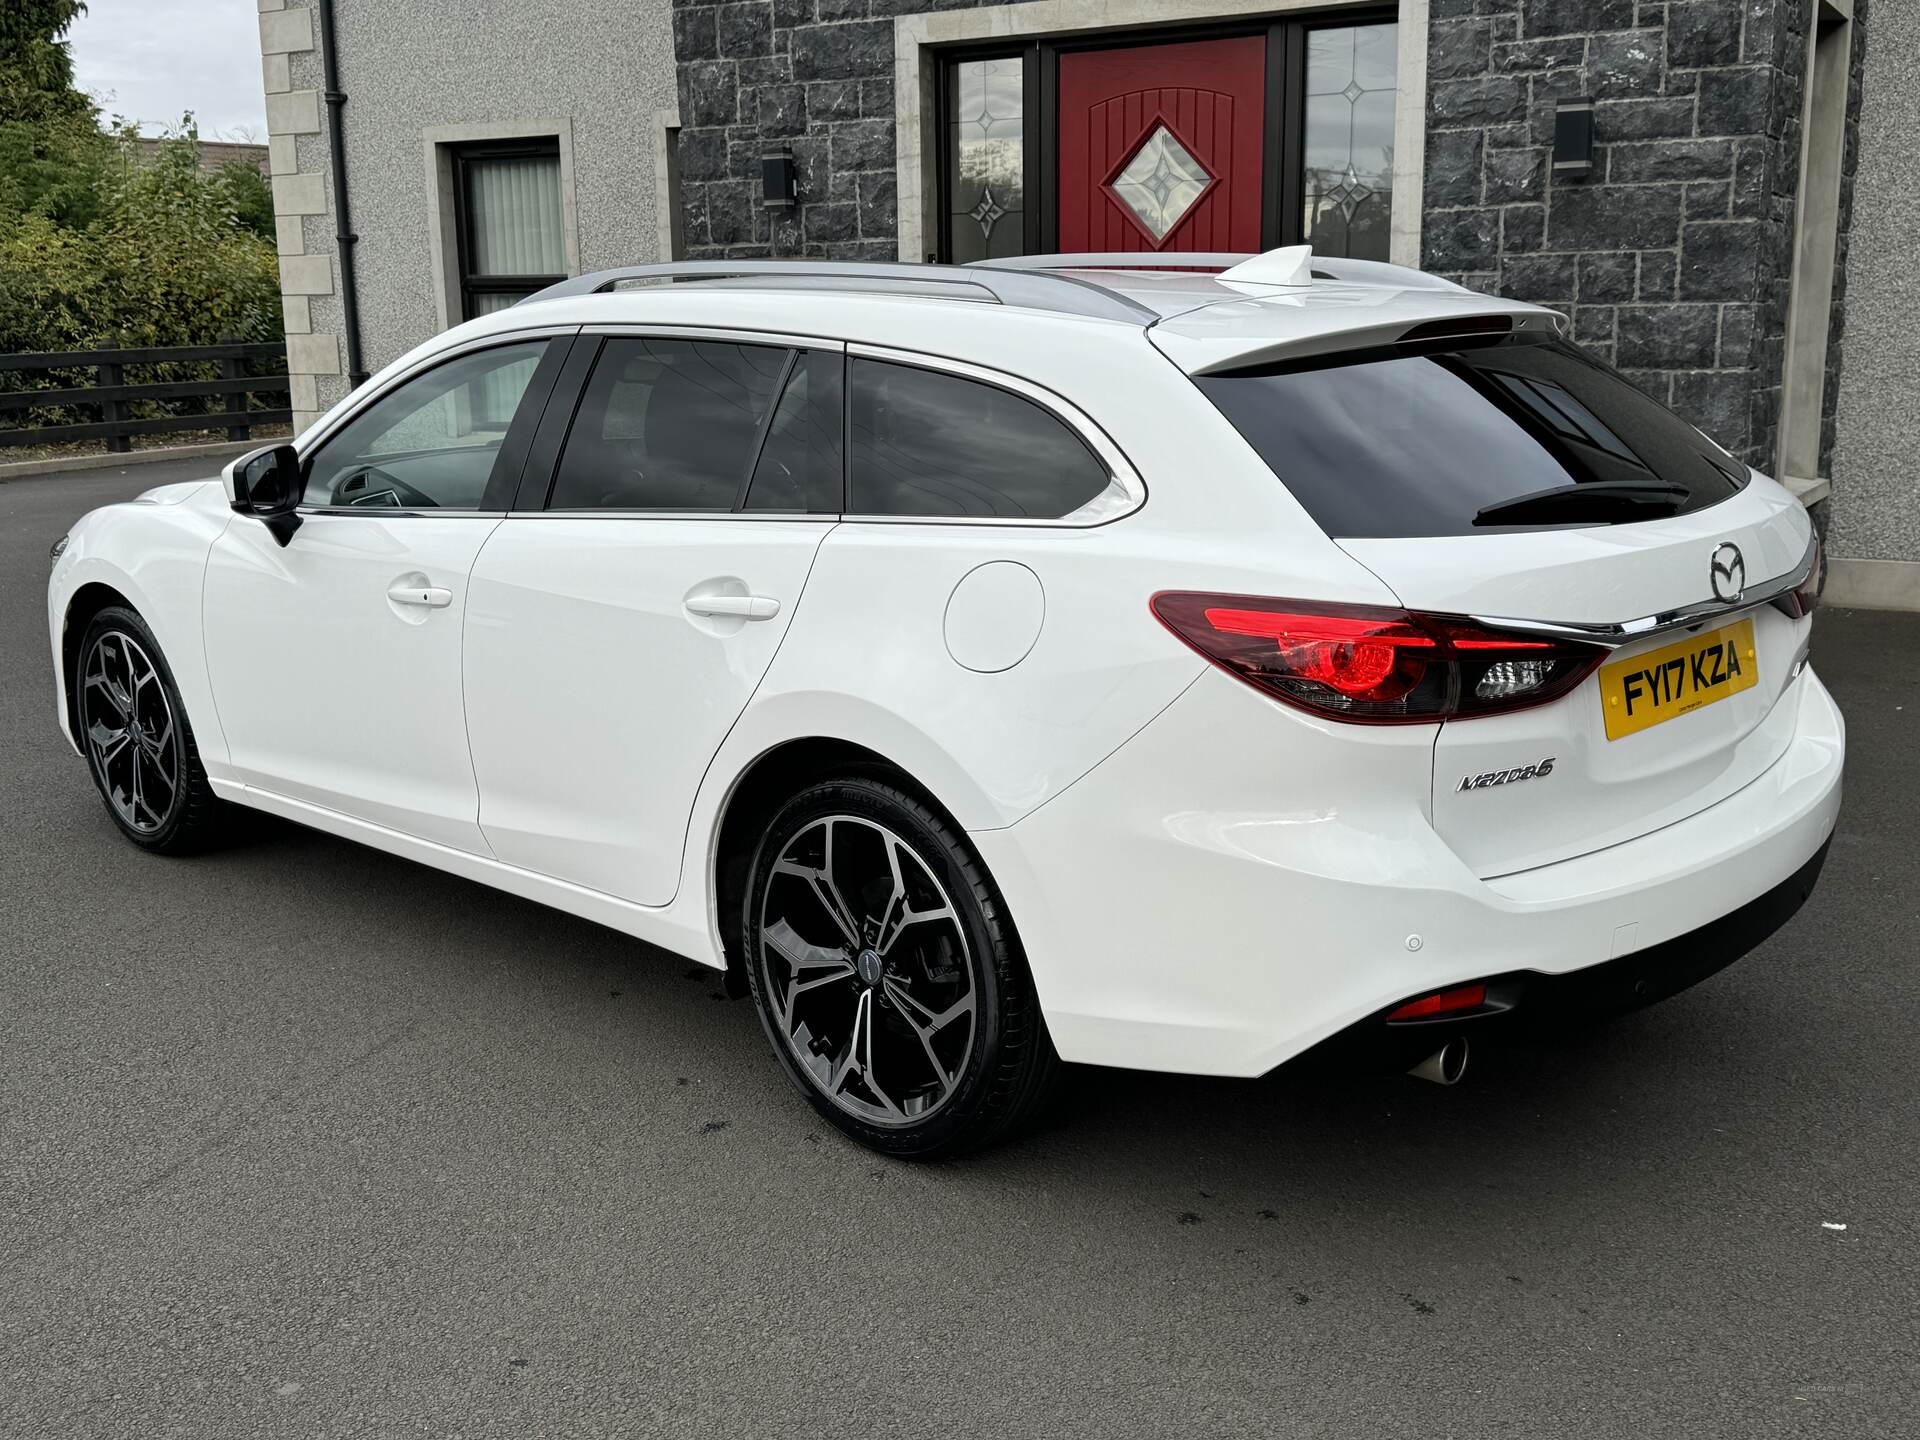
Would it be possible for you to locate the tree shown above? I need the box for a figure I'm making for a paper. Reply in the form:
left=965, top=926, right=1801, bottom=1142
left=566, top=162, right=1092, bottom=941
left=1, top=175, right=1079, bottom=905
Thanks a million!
left=0, top=0, right=90, bottom=124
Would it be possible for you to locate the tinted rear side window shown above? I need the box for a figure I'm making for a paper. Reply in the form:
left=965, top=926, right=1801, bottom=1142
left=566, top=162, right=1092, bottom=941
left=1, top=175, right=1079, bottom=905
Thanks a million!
left=549, top=337, right=789, bottom=510
left=849, top=358, right=1110, bottom=519
left=1194, top=336, right=1749, bottom=538
left=744, top=349, right=843, bottom=513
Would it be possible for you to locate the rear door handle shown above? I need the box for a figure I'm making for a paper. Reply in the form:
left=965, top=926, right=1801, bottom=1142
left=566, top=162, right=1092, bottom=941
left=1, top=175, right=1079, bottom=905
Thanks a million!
left=388, top=582, right=453, bottom=609
left=685, top=594, right=780, bottom=621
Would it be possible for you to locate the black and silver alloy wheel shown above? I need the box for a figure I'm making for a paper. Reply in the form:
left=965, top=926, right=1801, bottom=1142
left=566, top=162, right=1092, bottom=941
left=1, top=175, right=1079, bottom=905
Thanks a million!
left=759, top=814, right=977, bottom=1126
left=74, top=606, right=224, bottom=853
left=744, top=777, right=1055, bottom=1157
left=81, top=629, right=178, bottom=835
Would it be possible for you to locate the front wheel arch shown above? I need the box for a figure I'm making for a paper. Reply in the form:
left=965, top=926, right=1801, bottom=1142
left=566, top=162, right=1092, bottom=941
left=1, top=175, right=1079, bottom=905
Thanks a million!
left=62, top=581, right=137, bottom=745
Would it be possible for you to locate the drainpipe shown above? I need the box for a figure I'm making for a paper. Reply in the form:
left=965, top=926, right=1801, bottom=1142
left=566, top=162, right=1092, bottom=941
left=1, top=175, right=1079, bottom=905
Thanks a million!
left=314, top=0, right=367, bottom=389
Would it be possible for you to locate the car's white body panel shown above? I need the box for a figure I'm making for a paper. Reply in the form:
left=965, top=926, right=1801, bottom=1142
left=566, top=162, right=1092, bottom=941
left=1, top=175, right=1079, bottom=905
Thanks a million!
left=46, top=257, right=1843, bottom=1080
left=48, top=480, right=235, bottom=773
left=204, top=510, right=504, bottom=852
left=464, top=515, right=833, bottom=905
left=976, top=664, right=1843, bottom=1076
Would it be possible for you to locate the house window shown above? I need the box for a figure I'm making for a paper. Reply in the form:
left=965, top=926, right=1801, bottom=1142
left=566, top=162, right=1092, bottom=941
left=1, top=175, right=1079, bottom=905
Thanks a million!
left=935, top=15, right=1398, bottom=262
left=453, top=141, right=567, bottom=319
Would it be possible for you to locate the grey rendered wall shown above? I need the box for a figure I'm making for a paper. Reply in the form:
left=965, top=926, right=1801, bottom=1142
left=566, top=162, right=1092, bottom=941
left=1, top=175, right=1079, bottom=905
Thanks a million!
left=263, top=0, right=678, bottom=427
left=1830, top=0, right=1919, bottom=570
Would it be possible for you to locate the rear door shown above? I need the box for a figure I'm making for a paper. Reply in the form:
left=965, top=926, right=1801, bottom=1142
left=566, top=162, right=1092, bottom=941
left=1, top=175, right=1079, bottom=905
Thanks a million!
left=1192, top=331, right=1816, bottom=877
left=462, top=330, right=843, bottom=906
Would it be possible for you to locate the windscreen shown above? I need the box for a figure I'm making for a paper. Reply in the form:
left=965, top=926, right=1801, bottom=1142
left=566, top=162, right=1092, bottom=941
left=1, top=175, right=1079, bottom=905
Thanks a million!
left=1193, top=334, right=1749, bottom=539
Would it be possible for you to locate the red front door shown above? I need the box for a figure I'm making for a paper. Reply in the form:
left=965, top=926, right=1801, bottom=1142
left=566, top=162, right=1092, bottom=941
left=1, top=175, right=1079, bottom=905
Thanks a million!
left=1056, top=36, right=1266, bottom=253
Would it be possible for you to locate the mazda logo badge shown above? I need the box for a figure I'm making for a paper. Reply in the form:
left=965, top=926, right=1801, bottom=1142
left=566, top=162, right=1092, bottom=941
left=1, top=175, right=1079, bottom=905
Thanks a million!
left=1710, top=542, right=1745, bottom=604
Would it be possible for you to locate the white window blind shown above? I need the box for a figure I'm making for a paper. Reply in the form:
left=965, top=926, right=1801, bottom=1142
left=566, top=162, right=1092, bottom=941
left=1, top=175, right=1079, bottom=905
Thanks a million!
left=465, top=154, right=566, bottom=277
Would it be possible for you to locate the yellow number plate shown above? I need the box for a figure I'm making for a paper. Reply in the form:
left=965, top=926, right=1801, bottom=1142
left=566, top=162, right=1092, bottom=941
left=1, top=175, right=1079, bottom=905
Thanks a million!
left=1599, top=618, right=1758, bottom=741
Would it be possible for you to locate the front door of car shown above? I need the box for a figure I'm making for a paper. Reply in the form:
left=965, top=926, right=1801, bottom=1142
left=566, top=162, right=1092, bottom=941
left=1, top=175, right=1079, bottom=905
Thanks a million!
left=463, top=332, right=844, bottom=907
left=203, top=335, right=572, bottom=852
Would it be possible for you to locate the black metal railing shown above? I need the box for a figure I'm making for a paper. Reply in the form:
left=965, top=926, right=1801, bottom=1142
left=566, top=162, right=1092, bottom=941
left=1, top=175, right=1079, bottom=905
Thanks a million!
left=0, top=342, right=291, bottom=451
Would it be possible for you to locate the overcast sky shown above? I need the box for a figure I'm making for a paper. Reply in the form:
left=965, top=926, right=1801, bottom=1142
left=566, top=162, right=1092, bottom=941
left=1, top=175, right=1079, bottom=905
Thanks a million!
left=68, top=0, right=269, bottom=141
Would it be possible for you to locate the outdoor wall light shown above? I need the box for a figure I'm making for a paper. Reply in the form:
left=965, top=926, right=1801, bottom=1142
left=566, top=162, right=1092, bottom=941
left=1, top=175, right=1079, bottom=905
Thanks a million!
left=762, top=146, right=796, bottom=209
left=1553, top=98, right=1595, bottom=180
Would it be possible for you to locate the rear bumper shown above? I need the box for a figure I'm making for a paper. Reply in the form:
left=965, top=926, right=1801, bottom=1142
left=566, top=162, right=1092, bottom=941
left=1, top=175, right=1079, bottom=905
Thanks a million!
left=1303, top=836, right=1832, bottom=1074
left=974, top=664, right=1844, bottom=1078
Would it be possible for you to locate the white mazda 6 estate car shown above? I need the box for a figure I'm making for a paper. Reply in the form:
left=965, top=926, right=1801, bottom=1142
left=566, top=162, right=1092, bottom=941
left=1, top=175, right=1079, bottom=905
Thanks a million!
left=47, top=247, right=1842, bottom=1156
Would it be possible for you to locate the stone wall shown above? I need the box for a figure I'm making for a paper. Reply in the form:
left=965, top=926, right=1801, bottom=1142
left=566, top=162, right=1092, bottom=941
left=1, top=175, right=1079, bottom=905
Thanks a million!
left=1422, top=0, right=1865, bottom=474
left=673, top=1, right=902, bottom=261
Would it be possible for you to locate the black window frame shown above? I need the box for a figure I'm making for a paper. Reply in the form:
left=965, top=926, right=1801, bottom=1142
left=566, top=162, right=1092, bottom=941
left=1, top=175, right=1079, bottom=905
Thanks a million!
left=932, top=6, right=1399, bottom=263
left=451, top=138, right=567, bottom=321
left=514, top=334, right=849, bottom=516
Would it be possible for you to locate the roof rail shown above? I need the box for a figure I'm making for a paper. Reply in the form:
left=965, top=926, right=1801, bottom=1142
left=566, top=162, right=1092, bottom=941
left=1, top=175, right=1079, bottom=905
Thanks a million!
left=974, top=253, right=1256, bottom=271
left=974, top=250, right=1468, bottom=292
left=520, top=259, right=1157, bottom=323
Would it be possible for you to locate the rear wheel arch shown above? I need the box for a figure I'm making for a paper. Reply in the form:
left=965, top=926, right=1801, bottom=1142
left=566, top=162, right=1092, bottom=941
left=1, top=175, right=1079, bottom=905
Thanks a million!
left=711, top=738, right=976, bottom=986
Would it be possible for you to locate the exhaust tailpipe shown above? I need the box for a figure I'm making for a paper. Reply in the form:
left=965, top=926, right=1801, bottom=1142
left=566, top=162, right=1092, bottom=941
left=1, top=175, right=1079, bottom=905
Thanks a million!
left=1408, top=1037, right=1469, bottom=1086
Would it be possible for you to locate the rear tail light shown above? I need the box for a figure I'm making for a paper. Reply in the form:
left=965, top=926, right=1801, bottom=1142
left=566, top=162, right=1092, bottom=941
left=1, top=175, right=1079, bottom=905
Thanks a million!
left=1151, top=593, right=1607, bottom=724
left=1773, top=532, right=1826, bottom=620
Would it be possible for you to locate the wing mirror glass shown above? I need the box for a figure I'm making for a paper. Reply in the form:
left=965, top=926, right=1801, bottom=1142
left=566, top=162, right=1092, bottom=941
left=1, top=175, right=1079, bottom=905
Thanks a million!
left=227, top=443, right=303, bottom=545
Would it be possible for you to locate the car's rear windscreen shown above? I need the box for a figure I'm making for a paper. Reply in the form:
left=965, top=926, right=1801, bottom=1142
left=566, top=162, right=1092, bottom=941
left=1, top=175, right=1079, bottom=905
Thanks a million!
left=1192, top=334, right=1749, bottom=539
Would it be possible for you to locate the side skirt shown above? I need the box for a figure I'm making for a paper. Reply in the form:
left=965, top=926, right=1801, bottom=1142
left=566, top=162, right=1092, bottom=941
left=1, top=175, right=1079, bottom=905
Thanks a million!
left=208, top=779, right=723, bottom=968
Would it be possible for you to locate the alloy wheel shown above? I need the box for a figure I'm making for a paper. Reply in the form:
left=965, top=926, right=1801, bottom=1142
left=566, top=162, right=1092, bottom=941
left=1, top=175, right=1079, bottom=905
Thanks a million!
left=81, top=630, right=178, bottom=835
left=757, top=815, right=978, bottom=1127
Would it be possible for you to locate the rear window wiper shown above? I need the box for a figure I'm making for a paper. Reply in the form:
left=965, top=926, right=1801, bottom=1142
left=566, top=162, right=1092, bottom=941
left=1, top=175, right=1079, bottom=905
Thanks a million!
left=1474, top=479, right=1691, bottom=527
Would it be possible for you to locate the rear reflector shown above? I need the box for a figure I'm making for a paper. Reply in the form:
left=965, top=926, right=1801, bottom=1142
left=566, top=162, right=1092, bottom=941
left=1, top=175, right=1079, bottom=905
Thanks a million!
left=1151, top=593, right=1606, bottom=724
left=1386, top=984, right=1489, bottom=1022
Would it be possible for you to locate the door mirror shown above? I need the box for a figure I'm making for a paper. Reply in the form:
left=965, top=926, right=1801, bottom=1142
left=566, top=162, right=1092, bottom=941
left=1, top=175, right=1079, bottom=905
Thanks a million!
left=226, top=443, right=303, bottom=545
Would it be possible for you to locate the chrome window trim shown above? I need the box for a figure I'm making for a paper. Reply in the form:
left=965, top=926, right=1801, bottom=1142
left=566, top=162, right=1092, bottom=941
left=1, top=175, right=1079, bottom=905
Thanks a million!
left=1470, top=531, right=1819, bottom=649
left=841, top=342, right=1146, bottom=528
left=292, top=324, right=581, bottom=516
left=577, top=322, right=850, bottom=352
left=514, top=511, right=835, bottom=523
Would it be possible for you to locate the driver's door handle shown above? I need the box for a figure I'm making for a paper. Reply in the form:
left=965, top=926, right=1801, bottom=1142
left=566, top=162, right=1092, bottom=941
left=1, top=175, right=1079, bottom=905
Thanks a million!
left=388, top=582, right=453, bottom=609
left=684, top=594, right=780, bottom=620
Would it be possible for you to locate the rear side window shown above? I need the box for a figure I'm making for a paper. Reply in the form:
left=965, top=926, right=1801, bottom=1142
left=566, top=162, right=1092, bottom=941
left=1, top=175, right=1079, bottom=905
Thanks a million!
left=745, top=350, right=844, bottom=513
left=1193, top=336, right=1749, bottom=538
left=549, top=337, right=790, bottom=510
left=848, top=358, right=1111, bottom=519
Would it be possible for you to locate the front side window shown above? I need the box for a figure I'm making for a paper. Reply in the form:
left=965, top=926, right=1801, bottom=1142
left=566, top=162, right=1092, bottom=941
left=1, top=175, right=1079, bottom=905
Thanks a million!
left=302, top=341, right=548, bottom=509
left=547, top=338, right=792, bottom=511
left=848, top=358, right=1110, bottom=519
left=1194, top=335, right=1750, bottom=539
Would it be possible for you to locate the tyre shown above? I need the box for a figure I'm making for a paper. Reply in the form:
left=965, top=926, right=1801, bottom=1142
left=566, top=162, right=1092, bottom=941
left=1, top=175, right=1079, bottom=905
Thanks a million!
left=742, top=775, right=1056, bottom=1158
left=74, top=606, right=226, bottom=854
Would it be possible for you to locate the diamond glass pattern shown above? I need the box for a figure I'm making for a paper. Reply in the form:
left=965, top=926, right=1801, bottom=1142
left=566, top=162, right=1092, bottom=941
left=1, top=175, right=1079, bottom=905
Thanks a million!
left=1108, top=124, right=1213, bottom=242
left=947, top=57, right=1025, bottom=261
left=1302, top=23, right=1399, bottom=261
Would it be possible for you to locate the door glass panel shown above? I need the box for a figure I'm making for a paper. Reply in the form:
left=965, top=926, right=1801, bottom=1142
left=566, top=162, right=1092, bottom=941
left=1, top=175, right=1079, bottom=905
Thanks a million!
left=1302, top=23, right=1398, bottom=262
left=302, top=341, right=548, bottom=508
left=947, top=56, right=1025, bottom=262
left=548, top=337, right=790, bottom=510
left=1108, top=125, right=1214, bottom=242
left=746, top=350, right=844, bottom=513
left=848, top=358, right=1109, bottom=519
